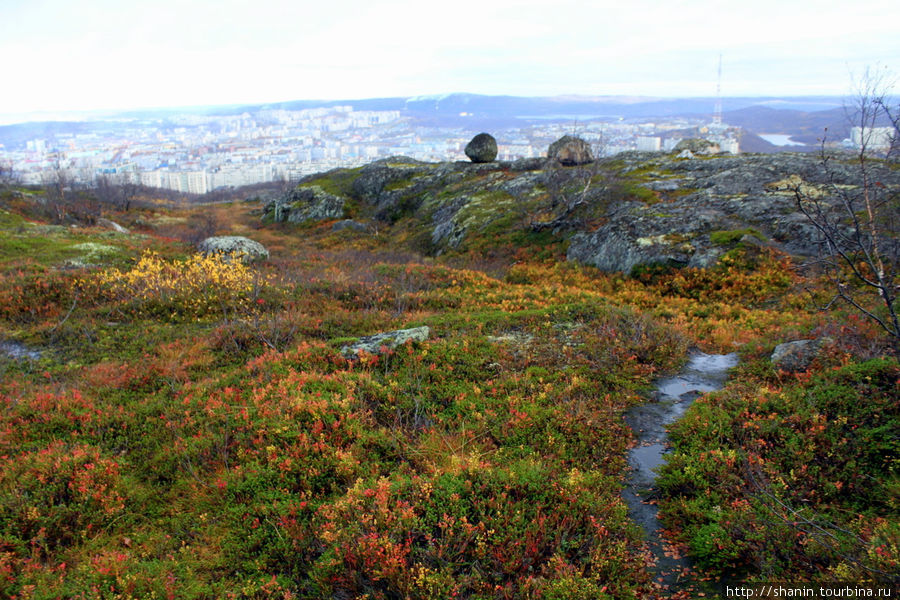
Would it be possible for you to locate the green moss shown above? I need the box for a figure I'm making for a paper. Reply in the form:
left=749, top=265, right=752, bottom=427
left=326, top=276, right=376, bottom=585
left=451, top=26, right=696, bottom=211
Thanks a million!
left=621, top=182, right=659, bottom=204
left=384, top=177, right=415, bottom=192
left=0, top=209, right=27, bottom=228
left=709, top=228, right=766, bottom=246
left=298, top=166, right=363, bottom=198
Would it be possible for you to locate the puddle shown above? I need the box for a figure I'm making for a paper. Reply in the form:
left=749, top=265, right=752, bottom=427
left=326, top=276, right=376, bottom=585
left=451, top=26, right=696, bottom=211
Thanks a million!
left=0, top=340, right=42, bottom=361
left=623, top=351, right=738, bottom=593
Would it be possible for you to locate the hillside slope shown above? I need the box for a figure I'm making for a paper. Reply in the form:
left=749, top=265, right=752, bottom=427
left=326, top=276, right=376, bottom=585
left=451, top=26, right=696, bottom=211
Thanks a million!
left=0, top=150, right=897, bottom=598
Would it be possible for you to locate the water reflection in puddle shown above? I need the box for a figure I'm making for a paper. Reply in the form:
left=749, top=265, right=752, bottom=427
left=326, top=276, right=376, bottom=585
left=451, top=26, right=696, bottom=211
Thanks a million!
left=0, top=340, right=42, bottom=360
left=622, top=350, right=738, bottom=592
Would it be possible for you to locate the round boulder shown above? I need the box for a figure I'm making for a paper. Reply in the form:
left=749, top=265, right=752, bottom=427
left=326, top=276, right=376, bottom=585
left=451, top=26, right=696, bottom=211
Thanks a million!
left=464, top=133, right=498, bottom=163
left=547, top=135, right=594, bottom=166
left=197, top=235, right=269, bottom=263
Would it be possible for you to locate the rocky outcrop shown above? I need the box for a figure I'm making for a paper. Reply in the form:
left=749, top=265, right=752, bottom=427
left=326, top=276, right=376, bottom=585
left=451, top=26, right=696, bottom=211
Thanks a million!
left=567, top=152, right=899, bottom=272
left=341, top=326, right=430, bottom=359
left=197, top=236, right=269, bottom=262
left=260, top=150, right=899, bottom=269
left=567, top=203, right=732, bottom=273
left=548, top=136, right=594, bottom=166
left=264, top=186, right=344, bottom=223
left=771, top=338, right=833, bottom=372
left=465, top=133, right=498, bottom=163
left=674, top=138, right=719, bottom=155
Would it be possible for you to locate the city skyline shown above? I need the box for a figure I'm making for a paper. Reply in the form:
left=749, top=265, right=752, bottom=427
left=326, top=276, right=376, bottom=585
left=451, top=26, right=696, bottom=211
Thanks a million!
left=1, top=0, right=898, bottom=124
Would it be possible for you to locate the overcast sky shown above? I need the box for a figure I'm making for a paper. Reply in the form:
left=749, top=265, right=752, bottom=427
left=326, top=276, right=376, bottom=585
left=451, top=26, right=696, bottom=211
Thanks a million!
left=1, top=0, right=897, bottom=122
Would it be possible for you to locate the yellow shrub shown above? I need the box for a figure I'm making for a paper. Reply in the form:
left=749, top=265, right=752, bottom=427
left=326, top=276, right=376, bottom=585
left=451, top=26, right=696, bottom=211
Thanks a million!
left=84, top=250, right=269, bottom=319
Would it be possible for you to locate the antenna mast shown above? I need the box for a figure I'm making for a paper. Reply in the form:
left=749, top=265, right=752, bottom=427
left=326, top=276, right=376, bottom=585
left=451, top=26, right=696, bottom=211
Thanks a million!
left=713, top=53, right=723, bottom=126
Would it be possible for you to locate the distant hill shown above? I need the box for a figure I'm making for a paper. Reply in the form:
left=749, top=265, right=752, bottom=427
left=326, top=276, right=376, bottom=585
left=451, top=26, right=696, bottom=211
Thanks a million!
left=723, top=106, right=848, bottom=144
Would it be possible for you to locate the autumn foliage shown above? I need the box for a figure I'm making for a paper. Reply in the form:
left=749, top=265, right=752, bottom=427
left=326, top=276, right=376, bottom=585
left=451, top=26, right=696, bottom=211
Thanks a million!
left=0, top=193, right=896, bottom=599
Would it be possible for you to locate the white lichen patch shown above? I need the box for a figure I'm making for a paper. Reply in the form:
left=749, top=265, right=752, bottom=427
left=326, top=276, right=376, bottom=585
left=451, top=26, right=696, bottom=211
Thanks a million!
left=64, top=243, right=121, bottom=267
left=765, top=174, right=827, bottom=199
left=636, top=234, right=671, bottom=247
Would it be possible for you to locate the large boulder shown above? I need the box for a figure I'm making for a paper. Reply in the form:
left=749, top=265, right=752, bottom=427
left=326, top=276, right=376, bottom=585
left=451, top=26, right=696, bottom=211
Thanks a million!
left=464, top=133, right=498, bottom=163
left=770, top=338, right=833, bottom=372
left=673, top=138, right=719, bottom=155
left=340, top=326, right=431, bottom=359
left=197, top=236, right=268, bottom=263
left=548, top=136, right=594, bottom=166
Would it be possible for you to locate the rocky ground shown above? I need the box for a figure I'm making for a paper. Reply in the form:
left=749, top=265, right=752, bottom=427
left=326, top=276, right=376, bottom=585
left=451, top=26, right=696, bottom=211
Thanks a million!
left=264, top=150, right=899, bottom=273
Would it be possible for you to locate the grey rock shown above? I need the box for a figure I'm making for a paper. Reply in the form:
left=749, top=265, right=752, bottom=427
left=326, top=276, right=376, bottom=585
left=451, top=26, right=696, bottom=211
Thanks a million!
left=197, top=236, right=269, bottom=262
left=566, top=152, right=900, bottom=272
left=352, top=158, right=427, bottom=202
left=642, top=179, right=684, bottom=192
left=771, top=338, right=833, bottom=372
left=430, top=196, right=470, bottom=248
left=332, top=219, right=368, bottom=232
left=464, top=133, right=498, bottom=163
left=676, top=149, right=694, bottom=159
left=674, top=138, right=718, bottom=154
left=265, top=186, right=344, bottom=223
left=548, top=136, right=594, bottom=166
left=566, top=200, right=733, bottom=273
left=508, top=157, right=547, bottom=171
left=341, top=326, right=431, bottom=359
left=96, top=218, right=130, bottom=233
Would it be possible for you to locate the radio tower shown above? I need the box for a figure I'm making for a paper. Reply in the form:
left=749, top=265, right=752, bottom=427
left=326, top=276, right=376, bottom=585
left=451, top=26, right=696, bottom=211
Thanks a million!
left=712, top=53, right=723, bottom=126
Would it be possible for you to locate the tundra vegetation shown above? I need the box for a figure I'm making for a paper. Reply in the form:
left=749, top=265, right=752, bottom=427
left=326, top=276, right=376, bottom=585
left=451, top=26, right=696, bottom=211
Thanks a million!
left=0, top=150, right=896, bottom=599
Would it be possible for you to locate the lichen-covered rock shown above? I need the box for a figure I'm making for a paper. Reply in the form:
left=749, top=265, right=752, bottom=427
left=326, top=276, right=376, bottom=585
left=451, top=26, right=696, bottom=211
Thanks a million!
left=197, top=236, right=269, bottom=262
left=96, top=218, right=130, bottom=234
left=674, top=138, right=719, bottom=154
left=548, top=136, right=594, bottom=166
left=341, top=326, right=430, bottom=359
left=264, top=186, right=344, bottom=223
left=565, top=152, right=900, bottom=272
left=258, top=150, right=900, bottom=267
left=332, top=219, right=368, bottom=232
left=465, top=133, right=498, bottom=163
left=771, top=338, right=833, bottom=372
left=566, top=201, right=731, bottom=273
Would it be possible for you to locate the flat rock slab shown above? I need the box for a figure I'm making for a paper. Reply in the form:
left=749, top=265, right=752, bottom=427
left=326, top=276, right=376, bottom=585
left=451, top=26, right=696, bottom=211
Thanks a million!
left=341, top=326, right=430, bottom=359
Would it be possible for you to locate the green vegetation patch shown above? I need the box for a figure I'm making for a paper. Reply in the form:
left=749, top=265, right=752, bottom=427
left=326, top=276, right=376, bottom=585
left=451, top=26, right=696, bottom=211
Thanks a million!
left=709, top=227, right=766, bottom=246
left=657, top=358, right=900, bottom=578
left=298, top=165, right=363, bottom=198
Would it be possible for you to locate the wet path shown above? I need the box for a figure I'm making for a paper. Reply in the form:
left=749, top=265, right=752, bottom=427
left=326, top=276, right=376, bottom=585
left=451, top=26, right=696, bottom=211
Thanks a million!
left=623, top=352, right=738, bottom=593
left=0, top=340, right=41, bottom=361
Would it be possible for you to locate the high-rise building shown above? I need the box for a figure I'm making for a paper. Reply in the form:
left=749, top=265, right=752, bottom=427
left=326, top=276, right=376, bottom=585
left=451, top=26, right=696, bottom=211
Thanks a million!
left=636, top=136, right=661, bottom=152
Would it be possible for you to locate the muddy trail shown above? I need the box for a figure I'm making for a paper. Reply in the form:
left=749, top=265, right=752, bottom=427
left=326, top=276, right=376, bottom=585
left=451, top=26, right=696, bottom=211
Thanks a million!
left=623, top=351, right=738, bottom=597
